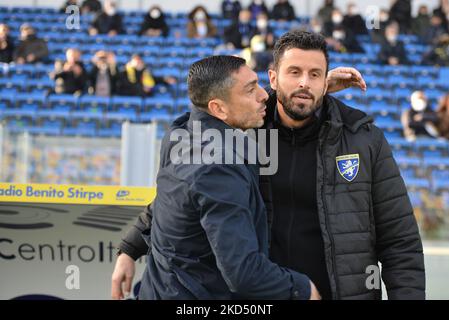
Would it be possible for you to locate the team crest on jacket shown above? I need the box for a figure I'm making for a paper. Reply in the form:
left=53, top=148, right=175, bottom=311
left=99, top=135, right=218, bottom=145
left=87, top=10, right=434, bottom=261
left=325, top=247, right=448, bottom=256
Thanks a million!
left=336, top=154, right=360, bottom=182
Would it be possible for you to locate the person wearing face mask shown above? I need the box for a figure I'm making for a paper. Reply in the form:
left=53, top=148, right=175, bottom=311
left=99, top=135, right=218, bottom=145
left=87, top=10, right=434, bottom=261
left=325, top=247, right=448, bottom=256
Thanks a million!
left=326, top=25, right=365, bottom=53
left=342, top=3, right=367, bottom=35
left=224, top=9, right=256, bottom=49
left=221, top=0, right=242, bottom=20
left=271, top=0, right=295, bottom=22
left=401, top=91, right=439, bottom=141
left=13, top=24, right=48, bottom=64
left=89, top=0, right=123, bottom=36
left=242, top=34, right=273, bottom=72
left=139, top=6, right=169, bottom=37
left=255, top=13, right=275, bottom=49
left=248, top=0, right=269, bottom=20
left=187, top=6, right=217, bottom=39
left=378, top=22, right=409, bottom=65
left=117, top=54, right=177, bottom=97
left=323, top=8, right=344, bottom=37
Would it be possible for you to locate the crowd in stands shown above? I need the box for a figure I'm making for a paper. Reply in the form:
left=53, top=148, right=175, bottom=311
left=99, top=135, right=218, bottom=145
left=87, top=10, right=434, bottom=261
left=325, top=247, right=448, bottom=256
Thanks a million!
left=0, top=0, right=449, bottom=140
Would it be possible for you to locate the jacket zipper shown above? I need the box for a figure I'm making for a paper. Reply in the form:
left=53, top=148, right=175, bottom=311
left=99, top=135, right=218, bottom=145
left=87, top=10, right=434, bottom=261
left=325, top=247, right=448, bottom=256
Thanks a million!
left=318, top=124, right=340, bottom=300
left=287, top=129, right=296, bottom=266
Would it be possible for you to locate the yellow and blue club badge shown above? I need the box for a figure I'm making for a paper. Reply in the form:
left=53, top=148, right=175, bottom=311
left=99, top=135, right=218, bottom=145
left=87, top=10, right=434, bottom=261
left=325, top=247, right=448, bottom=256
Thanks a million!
left=336, top=154, right=360, bottom=182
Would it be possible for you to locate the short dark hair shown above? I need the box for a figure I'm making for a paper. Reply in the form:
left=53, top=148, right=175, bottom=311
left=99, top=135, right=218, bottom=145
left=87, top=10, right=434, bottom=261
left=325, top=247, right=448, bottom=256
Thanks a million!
left=187, top=55, right=246, bottom=110
left=273, top=30, right=329, bottom=73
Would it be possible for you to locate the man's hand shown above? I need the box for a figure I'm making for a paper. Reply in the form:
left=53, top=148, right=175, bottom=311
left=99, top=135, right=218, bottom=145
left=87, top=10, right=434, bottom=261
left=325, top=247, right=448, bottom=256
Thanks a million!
left=309, top=280, right=322, bottom=300
left=111, top=253, right=136, bottom=300
left=327, top=67, right=367, bottom=93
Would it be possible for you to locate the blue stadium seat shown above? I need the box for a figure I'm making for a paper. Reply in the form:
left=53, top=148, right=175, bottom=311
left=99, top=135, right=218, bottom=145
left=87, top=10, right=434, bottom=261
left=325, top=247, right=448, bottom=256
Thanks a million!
left=98, top=121, right=122, bottom=137
left=140, top=108, right=172, bottom=122
left=79, top=95, right=110, bottom=110
left=111, top=96, right=143, bottom=112
left=404, top=177, right=431, bottom=190
left=144, top=97, right=176, bottom=113
left=48, top=94, right=78, bottom=109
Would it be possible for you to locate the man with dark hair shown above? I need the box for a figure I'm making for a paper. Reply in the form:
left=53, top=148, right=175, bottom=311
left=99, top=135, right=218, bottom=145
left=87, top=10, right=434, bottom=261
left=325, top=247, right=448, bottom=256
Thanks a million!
left=137, top=55, right=320, bottom=300
left=113, top=31, right=425, bottom=300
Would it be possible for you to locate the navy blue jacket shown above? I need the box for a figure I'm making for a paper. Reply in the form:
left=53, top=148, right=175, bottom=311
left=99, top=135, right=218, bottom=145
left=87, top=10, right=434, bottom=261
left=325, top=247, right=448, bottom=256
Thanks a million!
left=138, top=107, right=311, bottom=300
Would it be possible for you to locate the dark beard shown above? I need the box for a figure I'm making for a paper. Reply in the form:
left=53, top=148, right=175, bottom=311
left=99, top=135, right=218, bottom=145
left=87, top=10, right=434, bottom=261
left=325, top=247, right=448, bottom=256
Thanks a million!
left=277, top=88, right=324, bottom=121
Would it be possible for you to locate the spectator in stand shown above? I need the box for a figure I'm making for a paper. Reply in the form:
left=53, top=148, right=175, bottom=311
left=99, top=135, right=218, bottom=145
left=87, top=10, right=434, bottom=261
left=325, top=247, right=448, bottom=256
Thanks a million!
left=433, top=0, right=449, bottom=32
left=241, top=34, right=273, bottom=72
left=248, top=0, right=269, bottom=20
left=221, top=0, right=241, bottom=21
left=437, top=93, right=449, bottom=139
left=271, top=0, right=295, bottom=21
left=254, top=12, right=275, bottom=49
left=378, top=22, right=409, bottom=65
left=342, top=2, right=367, bottom=35
left=13, top=24, right=48, bottom=64
left=139, top=5, right=169, bottom=37
left=389, top=0, right=412, bottom=34
left=81, top=0, right=102, bottom=14
left=89, top=50, right=118, bottom=97
left=323, top=8, right=344, bottom=37
left=401, top=91, right=439, bottom=141
left=116, top=54, right=176, bottom=97
left=224, top=9, right=256, bottom=49
left=53, top=48, right=87, bottom=95
left=309, top=17, right=324, bottom=34
left=425, top=14, right=447, bottom=45
left=60, top=0, right=79, bottom=13
left=187, top=6, right=217, bottom=39
left=317, top=0, right=334, bottom=25
left=422, top=34, right=449, bottom=67
left=372, top=9, right=391, bottom=43
left=326, top=24, right=365, bottom=53
left=89, top=0, right=123, bottom=36
left=0, top=24, right=14, bottom=63
left=412, top=5, right=431, bottom=41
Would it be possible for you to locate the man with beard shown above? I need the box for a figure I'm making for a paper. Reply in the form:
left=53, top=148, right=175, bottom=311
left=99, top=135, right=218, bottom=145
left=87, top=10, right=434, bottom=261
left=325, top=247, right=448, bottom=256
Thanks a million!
left=112, top=31, right=425, bottom=300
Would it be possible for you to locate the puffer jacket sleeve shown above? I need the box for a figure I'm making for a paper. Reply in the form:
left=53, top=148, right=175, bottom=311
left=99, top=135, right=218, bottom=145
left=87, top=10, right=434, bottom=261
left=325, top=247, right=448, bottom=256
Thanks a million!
left=191, top=164, right=311, bottom=300
left=118, top=203, right=153, bottom=260
left=371, top=126, right=426, bottom=300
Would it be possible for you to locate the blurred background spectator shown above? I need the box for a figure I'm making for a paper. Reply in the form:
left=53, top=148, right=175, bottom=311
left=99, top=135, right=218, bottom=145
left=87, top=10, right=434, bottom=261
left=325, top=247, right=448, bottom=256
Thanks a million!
left=187, top=5, right=217, bottom=39
left=81, top=0, right=102, bottom=15
left=378, top=22, right=409, bottom=65
left=0, top=23, right=14, bottom=63
left=221, top=0, right=242, bottom=21
left=53, top=48, right=87, bottom=95
left=116, top=54, right=176, bottom=97
left=139, top=5, right=169, bottom=37
left=270, top=0, right=295, bottom=21
left=402, top=91, right=439, bottom=141
left=412, top=5, right=431, bottom=41
left=433, top=0, right=449, bottom=32
left=89, top=50, right=118, bottom=96
left=224, top=9, right=255, bottom=48
left=60, top=0, right=80, bottom=13
left=389, top=0, right=412, bottom=34
left=326, top=24, right=365, bottom=53
left=89, top=0, right=123, bottom=36
left=422, top=34, right=449, bottom=66
left=437, top=94, right=449, bottom=139
left=317, top=0, right=335, bottom=26
left=13, top=23, right=48, bottom=64
left=342, top=2, right=368, bottom=35
left=248, top=0, right=269, bottom=20
left=426, top=14, right=447, bottom=45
